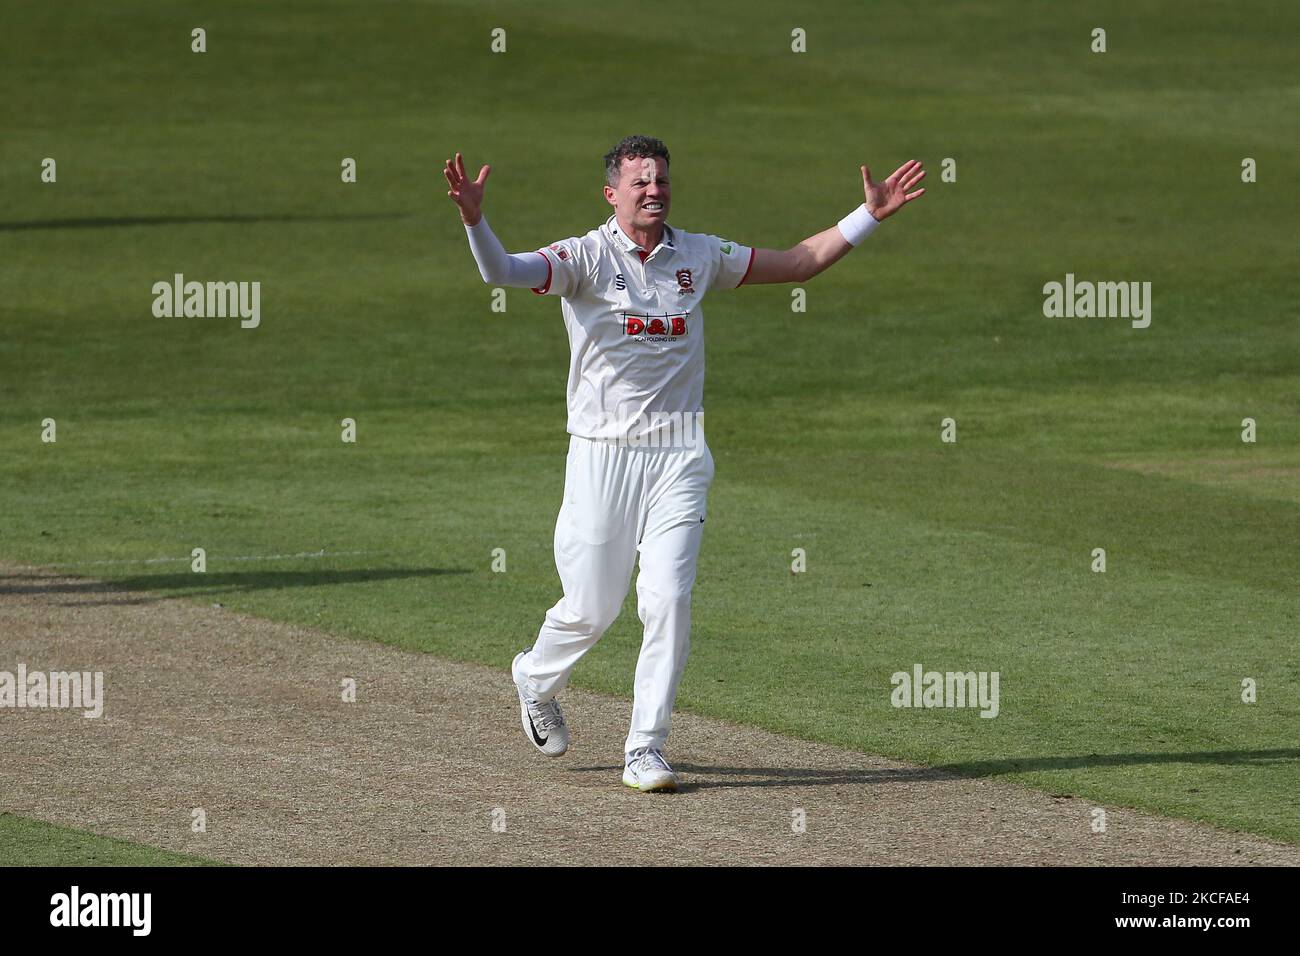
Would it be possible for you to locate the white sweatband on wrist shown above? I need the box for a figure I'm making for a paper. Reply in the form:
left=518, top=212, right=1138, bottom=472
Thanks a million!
left=836, top=204, right=881, bottom=246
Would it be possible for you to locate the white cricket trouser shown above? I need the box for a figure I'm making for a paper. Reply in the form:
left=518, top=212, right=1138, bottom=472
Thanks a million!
left=516, top=433, right=714, bottom=754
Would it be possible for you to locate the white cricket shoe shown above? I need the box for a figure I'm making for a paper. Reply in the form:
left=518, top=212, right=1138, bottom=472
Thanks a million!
left=623, top=747, right=679, bottom=793
left=512, top=649, right=569, bottom=757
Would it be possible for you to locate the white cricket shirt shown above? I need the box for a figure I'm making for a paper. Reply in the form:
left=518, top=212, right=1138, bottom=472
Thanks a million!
left=532, top=215, right=755, bottom=442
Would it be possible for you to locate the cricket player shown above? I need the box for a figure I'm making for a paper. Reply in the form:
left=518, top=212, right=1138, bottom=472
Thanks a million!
left=446, top=135, right=924, bottom=792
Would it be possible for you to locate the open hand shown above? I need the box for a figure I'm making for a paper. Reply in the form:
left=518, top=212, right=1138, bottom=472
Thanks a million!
left=862, top=160, right=926, bottom=221
left=444, top=152, right=491, bottom=226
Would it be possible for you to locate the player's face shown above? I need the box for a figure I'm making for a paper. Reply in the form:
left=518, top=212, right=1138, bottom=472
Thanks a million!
left=607, top=156, right=670, bottom=232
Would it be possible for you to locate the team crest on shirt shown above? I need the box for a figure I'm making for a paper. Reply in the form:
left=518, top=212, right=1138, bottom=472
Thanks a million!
left=623, top=311, right=689, bottom=340
left=675, top=269, right=694, bottom=294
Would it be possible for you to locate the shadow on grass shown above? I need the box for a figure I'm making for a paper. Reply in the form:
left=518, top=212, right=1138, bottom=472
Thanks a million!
left=0, top=568, right=468, bottom=604
left=935, top=749, right=1300, bottom=776
left=563, top=748, right=1300, bottom=792
left=0, top=212, right=411, bottom=231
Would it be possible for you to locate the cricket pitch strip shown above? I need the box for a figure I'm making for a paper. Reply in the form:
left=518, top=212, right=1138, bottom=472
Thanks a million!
left=2, top=567, right=1295, bottom=866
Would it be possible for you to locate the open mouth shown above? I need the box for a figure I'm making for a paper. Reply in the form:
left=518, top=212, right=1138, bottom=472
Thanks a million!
left=641, top=202, right=665, bottom=213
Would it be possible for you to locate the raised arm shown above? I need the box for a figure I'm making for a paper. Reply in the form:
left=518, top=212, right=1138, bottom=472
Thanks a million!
left=444, top=152, right=548, bottom=288
left=743, top=160, right=926, bottom=285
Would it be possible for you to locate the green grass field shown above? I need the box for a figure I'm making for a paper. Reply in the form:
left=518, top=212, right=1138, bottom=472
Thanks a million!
left=2, top=0, right=1298, bottom=855
left=0, top=814, right=217, bottom=867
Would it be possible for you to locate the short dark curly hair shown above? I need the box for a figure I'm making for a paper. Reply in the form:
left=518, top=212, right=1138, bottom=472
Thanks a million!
left=604, top=135, right=670, bottom=187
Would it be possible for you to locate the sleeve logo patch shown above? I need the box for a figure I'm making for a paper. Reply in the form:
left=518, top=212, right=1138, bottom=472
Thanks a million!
left=719, top=241, right=734, bottom=255
left=549, top=244, right=570, bottom=261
